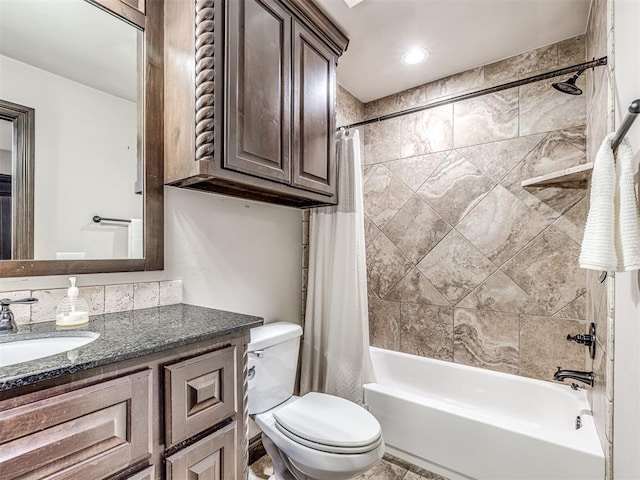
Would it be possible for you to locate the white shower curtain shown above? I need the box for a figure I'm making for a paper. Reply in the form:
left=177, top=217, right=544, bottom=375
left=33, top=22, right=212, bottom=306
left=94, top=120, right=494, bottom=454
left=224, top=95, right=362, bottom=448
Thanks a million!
left=300, top=129, right=375, bottom=404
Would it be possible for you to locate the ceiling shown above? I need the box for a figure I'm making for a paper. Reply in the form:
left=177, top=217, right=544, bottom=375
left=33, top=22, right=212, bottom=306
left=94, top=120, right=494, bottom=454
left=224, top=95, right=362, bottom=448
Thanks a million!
left=315, top=0, right=592, bottom=103
left=1, top=0, right=591, bottom=105
left=0, top=0, right=138, bottom=102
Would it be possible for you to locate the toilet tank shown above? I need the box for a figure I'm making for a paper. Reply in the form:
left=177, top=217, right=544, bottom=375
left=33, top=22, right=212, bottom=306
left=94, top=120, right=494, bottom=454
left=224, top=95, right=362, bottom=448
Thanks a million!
left=248, top=322, right=303, bottom=414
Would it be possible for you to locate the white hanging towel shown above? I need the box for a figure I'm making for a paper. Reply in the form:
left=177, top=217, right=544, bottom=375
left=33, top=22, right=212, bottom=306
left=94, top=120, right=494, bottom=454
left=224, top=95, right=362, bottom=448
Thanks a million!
left=579, top=134, right=617, bottom=270
left=128, top=218, right=143, bottom=258
left=580, top=133, right=640, bottom=271
left=615, top=136, right=640, bottom=270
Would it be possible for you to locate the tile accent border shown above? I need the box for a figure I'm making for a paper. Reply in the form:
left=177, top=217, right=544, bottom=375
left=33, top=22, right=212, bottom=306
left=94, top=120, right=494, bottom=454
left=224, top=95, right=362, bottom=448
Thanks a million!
left=5, top=280, right=183, bottom=324
left=584, top=0, right=615, bottom=477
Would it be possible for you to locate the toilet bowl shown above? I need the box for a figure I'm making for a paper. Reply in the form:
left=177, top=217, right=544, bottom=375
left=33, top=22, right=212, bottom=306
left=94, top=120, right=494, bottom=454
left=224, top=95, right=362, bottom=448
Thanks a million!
left=248, top=322, right=384, bottom=480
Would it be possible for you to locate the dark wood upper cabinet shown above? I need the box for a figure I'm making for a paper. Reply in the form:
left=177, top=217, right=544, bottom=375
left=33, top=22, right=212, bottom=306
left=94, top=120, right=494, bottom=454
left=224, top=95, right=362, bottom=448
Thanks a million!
left=226, top=0, right=292, bottom=184
left=164, top=0, right=348, bottom=208
left=292, top=20, right=336, bottom=196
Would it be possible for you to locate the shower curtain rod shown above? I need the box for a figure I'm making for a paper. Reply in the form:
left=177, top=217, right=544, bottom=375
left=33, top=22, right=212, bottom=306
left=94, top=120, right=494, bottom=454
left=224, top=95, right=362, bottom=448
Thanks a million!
left=339, top=56, right=608, bottom=131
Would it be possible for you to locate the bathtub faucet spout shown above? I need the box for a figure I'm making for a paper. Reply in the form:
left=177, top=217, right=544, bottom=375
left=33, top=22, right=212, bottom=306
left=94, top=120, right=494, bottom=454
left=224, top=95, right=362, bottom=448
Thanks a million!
left=553, top=368, right=594, bottom=387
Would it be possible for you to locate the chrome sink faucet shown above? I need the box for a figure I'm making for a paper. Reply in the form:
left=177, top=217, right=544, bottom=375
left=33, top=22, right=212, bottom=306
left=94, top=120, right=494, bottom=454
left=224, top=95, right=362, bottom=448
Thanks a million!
left=0, top=297, right=38, bottom=333
left=553, top=367, right=594, bottom=387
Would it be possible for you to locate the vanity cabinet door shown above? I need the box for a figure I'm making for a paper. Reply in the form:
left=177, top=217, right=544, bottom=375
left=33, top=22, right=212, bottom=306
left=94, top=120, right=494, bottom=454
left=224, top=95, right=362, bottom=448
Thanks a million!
left=0, top=369, right=152, bottom=480
left=226, top=0, right=292, bottom=184
left=120, top=0, right=145, bottom=14
left=166, top=422, right=237, bottom=480
left=124, top=465, right=155, bottom=480
left=291, top=20, right=337, bottom=197
left=165, top=345, right=237, bottom=447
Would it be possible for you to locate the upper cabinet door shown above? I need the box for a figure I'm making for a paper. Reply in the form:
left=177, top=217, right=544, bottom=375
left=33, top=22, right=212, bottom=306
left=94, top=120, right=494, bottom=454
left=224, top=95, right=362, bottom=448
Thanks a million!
left=226, top=0, right=292, bottom=184
left=292, top=21, right=337, bottom=196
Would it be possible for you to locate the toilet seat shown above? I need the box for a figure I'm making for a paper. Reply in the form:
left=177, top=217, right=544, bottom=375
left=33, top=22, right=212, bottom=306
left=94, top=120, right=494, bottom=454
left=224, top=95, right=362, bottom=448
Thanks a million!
left=255, top=397, right=385, bottom=480
left=272, top=392, right=382, bottom=454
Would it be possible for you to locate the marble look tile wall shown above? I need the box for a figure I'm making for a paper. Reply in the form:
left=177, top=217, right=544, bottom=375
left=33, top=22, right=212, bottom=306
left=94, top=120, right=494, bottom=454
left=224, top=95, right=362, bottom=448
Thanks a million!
left=337, top=84, right=365, bottom=128
left=4, top=280, right=182, bottom=324
left=365, top=35, right=586, bottom=122
left=584, top=0, right=615, bottom=477
left=362, top=37, right=590, bottom=382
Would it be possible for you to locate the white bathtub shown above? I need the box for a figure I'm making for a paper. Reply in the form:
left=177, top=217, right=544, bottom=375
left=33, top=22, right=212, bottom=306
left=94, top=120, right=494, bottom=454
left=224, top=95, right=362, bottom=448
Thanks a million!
left=364, top=347, right=604, bottom=480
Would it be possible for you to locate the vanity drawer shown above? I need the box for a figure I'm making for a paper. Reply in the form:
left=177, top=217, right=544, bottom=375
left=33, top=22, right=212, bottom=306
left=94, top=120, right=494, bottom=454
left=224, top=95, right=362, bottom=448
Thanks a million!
left=0, top=369, right=152, bottom=480
left=124, top=465, right=155, bottom=480
left=165, top=345, right=237, bottom=446
left=166, top=422, right=237, bottom=480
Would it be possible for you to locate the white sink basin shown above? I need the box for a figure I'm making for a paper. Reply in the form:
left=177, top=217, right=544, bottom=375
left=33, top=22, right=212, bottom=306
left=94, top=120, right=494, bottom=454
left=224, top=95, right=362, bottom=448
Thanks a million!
left=0, top=332, right=100, bottom=367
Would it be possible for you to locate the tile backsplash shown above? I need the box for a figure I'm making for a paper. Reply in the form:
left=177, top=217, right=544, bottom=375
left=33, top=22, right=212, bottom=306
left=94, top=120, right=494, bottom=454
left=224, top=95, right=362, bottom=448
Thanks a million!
left=6, top=280, right=182, bottom=325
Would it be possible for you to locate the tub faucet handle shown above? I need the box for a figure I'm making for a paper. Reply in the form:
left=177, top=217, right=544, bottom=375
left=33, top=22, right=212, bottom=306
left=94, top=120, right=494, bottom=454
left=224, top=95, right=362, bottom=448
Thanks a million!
left=566, top=333, right=594, bottom=346
left=566, top=323, right=596, bottom=359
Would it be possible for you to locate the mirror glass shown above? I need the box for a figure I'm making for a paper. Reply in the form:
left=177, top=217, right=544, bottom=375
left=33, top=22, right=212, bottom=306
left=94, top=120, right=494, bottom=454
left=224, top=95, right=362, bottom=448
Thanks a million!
left=0, top=0, right=143, bottom=261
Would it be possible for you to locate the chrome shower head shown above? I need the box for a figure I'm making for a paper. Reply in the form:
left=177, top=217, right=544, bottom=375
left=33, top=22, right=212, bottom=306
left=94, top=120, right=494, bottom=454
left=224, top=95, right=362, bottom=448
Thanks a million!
left=552, top=69, right=585, bottom=95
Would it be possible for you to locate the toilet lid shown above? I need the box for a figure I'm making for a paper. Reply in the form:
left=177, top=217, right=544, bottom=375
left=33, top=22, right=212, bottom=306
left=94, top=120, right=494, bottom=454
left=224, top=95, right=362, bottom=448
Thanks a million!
left=272, top=392, right=382, bottom=451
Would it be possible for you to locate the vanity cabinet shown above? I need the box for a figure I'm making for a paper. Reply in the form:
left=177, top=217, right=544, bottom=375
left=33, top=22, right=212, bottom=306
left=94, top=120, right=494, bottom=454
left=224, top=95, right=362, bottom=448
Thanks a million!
left=125, top=466, right=156, bottom=480
left=0, top=370, right=152, bottom=480
left=164, top=0, right=348, bottom=207
left=165, top=345, right=237, bottom=447
left=166, top=423, right=237, bottom=480
left=0, top=332, right=249, bottom=480
left=120, top=0, right=145, bottom=14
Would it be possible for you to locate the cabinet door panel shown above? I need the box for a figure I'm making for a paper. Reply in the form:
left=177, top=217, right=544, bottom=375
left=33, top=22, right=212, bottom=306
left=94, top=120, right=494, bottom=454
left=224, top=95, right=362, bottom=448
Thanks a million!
left=165, top=345, right=237, bottom=446
left=125, top=465, right=155, bottom=480
left=0, top=370, right=151, bottom=480
left=292, top=21, right=336, bottom=196
left=227, top=0, right=291, bottom=183
left=166, top=423, right=236, bottom=480
left=120, top=0, right=144, bottom=14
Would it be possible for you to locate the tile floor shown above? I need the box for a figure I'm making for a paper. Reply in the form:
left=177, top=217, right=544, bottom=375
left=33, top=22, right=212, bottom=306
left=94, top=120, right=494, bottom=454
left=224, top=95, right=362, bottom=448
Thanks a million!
left=248, top=454, right=448, bottom=480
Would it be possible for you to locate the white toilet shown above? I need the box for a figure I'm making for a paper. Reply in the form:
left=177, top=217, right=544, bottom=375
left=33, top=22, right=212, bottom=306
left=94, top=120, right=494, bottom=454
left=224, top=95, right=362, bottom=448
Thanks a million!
left=248, top=322, right=384, bottom=480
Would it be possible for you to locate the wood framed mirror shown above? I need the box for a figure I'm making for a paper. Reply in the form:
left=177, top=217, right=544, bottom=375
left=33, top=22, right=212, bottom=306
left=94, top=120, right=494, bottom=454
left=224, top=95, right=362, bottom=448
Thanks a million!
left=0, top=0, right=163, bottom=277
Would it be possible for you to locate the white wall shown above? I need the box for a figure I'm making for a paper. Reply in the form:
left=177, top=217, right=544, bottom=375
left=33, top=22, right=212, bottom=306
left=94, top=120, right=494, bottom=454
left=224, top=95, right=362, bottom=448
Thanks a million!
left=0, top=150, right=10, bottom=175
left=162, top=188, right=303, bottom=321
left=613, top=1, right=640, bottom=478
left=0, top=187, right=304, bottom=325
left=0, top=55, right=141, bottom=259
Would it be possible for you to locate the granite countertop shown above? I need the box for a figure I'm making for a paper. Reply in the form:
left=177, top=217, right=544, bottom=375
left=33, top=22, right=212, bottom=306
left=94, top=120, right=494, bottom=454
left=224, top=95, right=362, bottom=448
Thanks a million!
left=0, top=303, right=263, bottom=392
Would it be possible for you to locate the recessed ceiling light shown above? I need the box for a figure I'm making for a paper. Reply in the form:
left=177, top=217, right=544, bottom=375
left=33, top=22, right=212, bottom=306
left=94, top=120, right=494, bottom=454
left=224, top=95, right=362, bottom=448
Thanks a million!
left=343, top=0, right=365, bottom=7
left=402, top=48, right=429, bottom=65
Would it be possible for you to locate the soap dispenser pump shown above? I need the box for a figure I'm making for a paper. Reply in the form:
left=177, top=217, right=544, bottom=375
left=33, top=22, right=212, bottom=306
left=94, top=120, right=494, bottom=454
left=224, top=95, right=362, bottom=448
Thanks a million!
left=56, top=277, right=90, bottom=326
